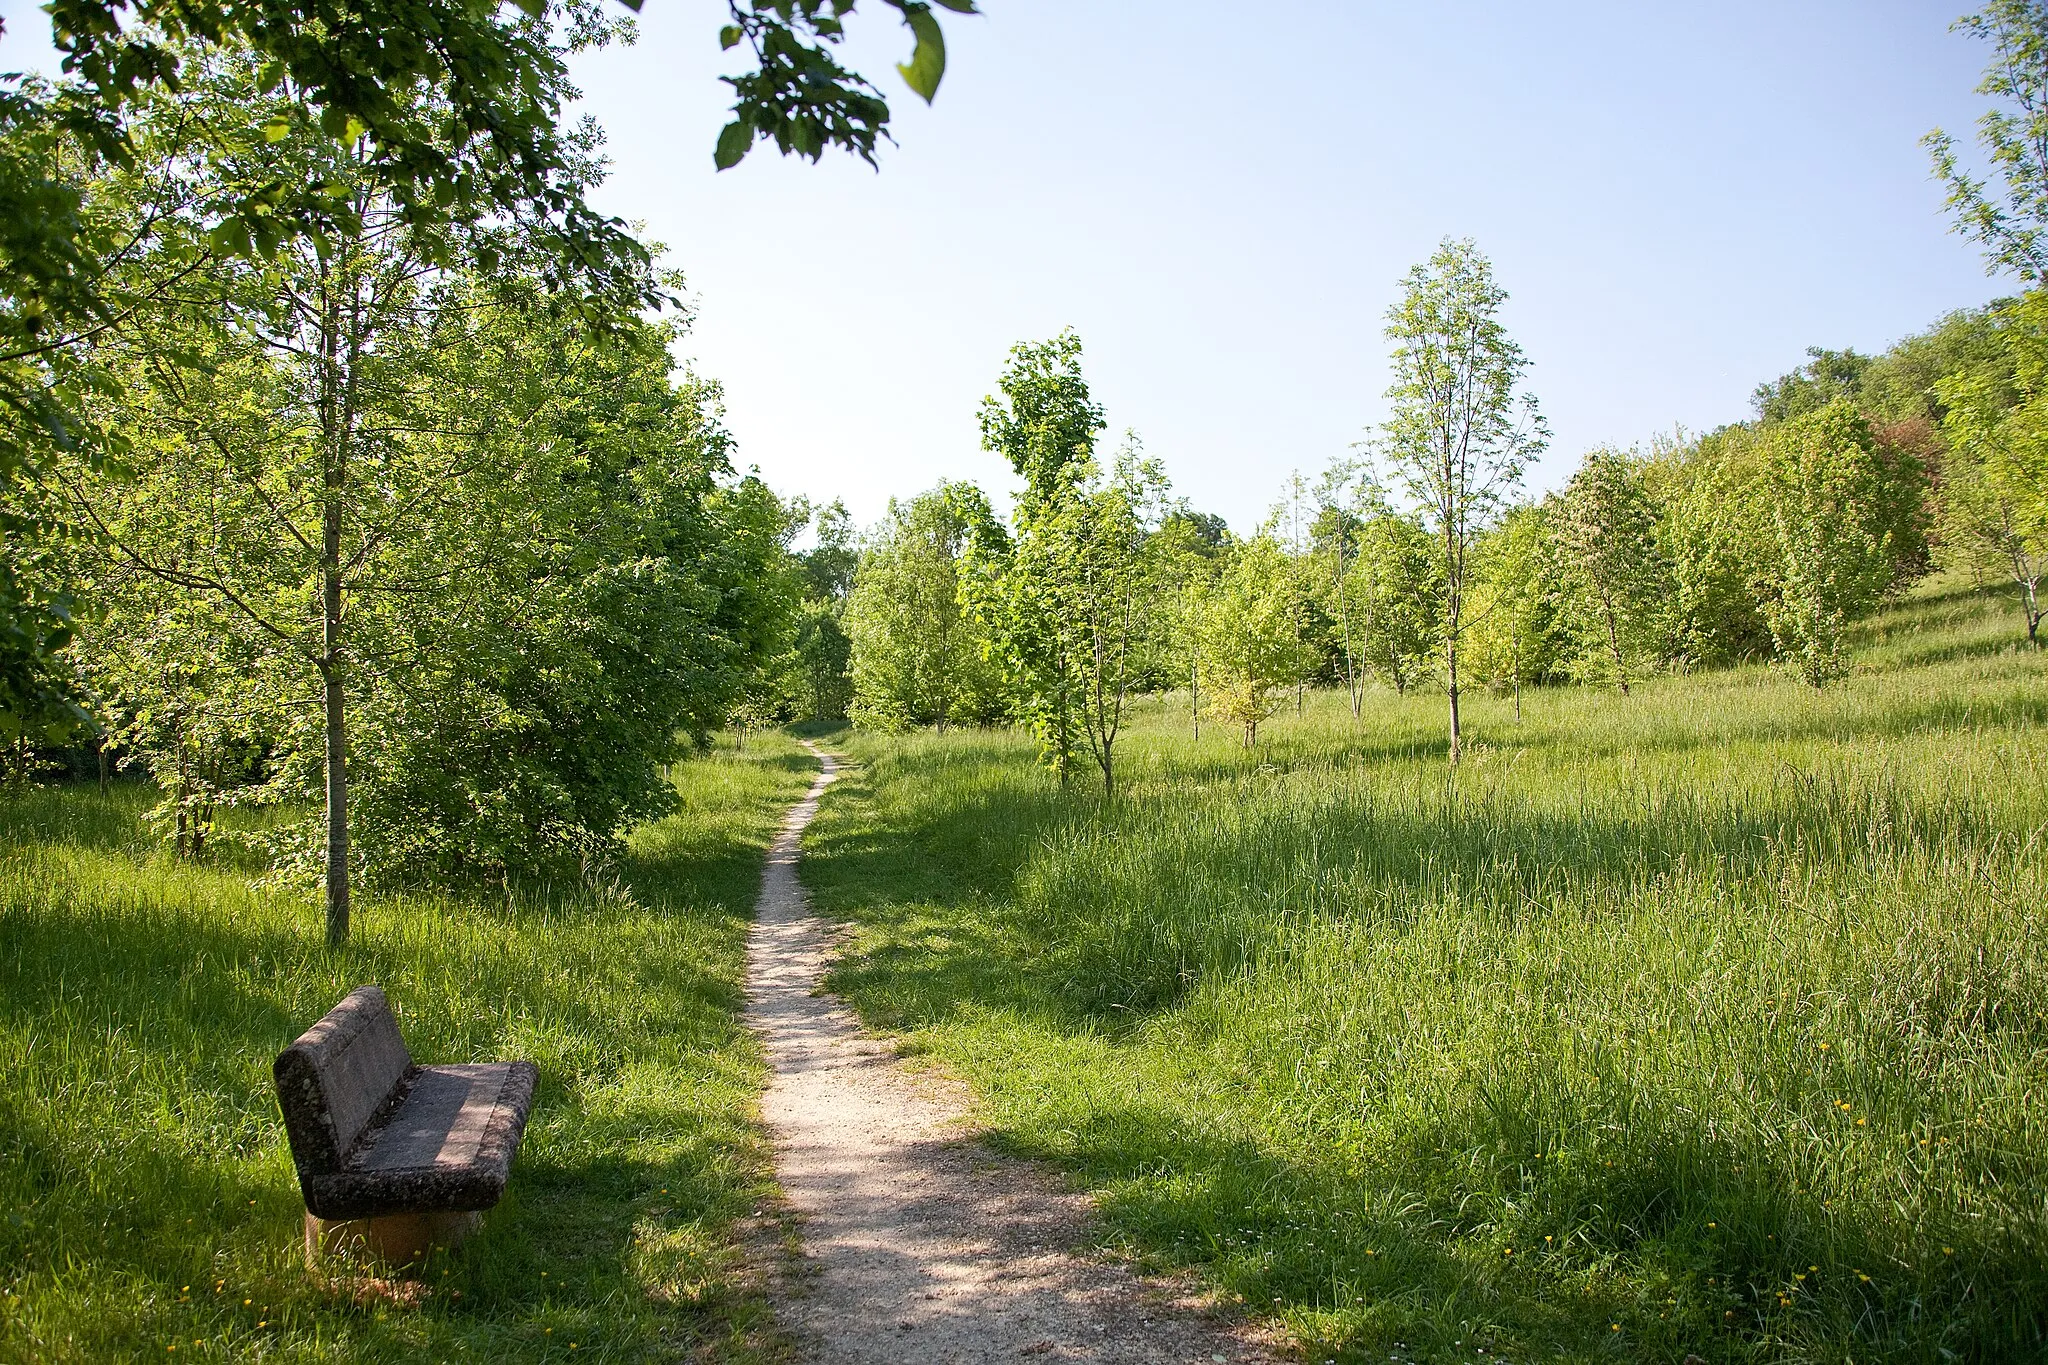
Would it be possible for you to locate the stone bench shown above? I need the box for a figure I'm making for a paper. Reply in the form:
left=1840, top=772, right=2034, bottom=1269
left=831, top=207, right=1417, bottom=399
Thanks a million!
left=274, top=985, right=537, bottom=1263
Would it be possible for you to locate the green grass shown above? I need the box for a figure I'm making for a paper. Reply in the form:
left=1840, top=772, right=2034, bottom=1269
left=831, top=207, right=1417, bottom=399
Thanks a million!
left=0, top=733, right=817, bottom=1365
left=799, top=577, right=2048, bottom=1365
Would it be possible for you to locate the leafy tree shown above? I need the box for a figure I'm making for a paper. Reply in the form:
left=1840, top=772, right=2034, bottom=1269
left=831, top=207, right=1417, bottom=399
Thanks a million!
left=1345, top=500, right=1439, bottom=695
left=1146, top=509, right=1224, bottom=737
left=786, top=597, right=855, bottom=722
left=1926, top=1, right=2048, bottom=283
left=847, top=482, right=1002, bottom=731
left=1555, top=447, right=1671, bottom=694
left=1030, top=436, right=1168, bottom=796
left=1466, top=503, right=1564, bottom=718
left=1195, top=534, right=1301, bottom=748
left=1938, top=294, right=2048, bottom=641
left=55, top=54, right=787, bottom=931
left=1646, top=429, right=1779, bottom=667
left=800, top=497, right=860, bottom=601
left=1375, top=238, right=1546, bottom=759
left=971, top=330, right=1104, bottom=781
left=0, top=0, right=980, bottom=735
left=1757, top=400, right=1900, bottom=684
left=1753, top=347, right=1874, bottom=424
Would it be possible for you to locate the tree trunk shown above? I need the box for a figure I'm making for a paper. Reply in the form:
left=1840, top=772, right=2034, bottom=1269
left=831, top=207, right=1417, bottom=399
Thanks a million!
left=1190, top=660, right=1199, bottom=740
left=1446, top=633, right=1461, bottom=763
left=97, top=738, right=108, bottom=796
left=1602, top=595, right=1630, bottom=696
left=1514, top=678, right=1522, bottom=723
left=322, top=657, right=349, bottom=949
left=321, top=448, right=349, bottom=949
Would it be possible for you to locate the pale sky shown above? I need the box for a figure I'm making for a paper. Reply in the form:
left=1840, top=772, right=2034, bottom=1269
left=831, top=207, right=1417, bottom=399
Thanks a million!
left=3, top=1, right=2012, bottom=532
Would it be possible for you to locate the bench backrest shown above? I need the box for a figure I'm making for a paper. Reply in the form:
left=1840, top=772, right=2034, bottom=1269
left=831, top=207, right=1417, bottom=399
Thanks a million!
left=274, top=985, right=414, bottom=1177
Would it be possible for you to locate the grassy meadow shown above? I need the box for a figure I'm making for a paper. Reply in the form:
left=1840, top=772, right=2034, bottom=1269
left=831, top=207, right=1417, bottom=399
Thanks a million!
left=799, top=577, right=2048, bottom=1365
left=0, top=734, right=817, bottom=1365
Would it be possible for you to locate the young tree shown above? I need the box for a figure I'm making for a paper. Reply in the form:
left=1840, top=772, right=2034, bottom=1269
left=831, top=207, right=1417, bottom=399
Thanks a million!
left=1196, top=534, right=1300, bottom=748
left=0, top=0, right=983, bottom=737
left=1757, top=400, right=1900, bottom=684
left=1938, top=313, right=2048, bottom=642
left=1555, top=447, right=1671, bottom=695
left=972, top=330, right=1104, bottom=782
left=1346, top=501, right=1439, bottom=695
left=1040, top=436, right=1168, bottom=797
left=1311, top=461, right=1371, bottom=722
left=1466, top=503, right=1563, bottom=719
left=1147, top=508, right=1226, bottom=738
left=1926, top=1, right=2048, bottom=284
left=847, top=482, right=1001, bottom=730
left=1375, top=239, right=1547, bottom=760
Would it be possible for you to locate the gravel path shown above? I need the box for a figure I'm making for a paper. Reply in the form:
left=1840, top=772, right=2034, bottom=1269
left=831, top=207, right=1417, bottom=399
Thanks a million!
left=747, top=744, right=1282, bottom=1365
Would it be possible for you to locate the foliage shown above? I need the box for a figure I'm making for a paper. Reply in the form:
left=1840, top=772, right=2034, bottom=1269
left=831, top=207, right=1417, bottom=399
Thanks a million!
left=1192, top=534, right=1303, bottom=748
left=1757, top=401, right=1903, bottom=684
left=1343, top=499, right=1440, bottom=694
left=1926, top=0, right=2048, bottom=282
left=1375, top=238, right=1547, bottom=760
left=1026, top=436, right=1169, bottom=795
left=1555, top=446, right=1672, bottom=693
left=55, top=57, right=788, bottom=919
left=1465, top=502, right=1564, bottom=707
left=1938, top=290, right=2048, bottom=641
left=968, top=330, right=1107, bottom=780
left=847, top=481, right=1004, bottom=731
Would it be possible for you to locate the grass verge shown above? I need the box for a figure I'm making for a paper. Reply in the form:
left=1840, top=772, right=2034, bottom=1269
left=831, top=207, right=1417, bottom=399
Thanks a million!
left=799, top=581, right=2048, bottom=1364
left=0, top=733, right=815, bottom=1365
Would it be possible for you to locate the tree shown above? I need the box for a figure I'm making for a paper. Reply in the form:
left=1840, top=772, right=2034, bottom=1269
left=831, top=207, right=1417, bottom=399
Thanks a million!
left=1147, top=510, right=1223, bottom=738
left=55, top=52, right=784, bottom=933
left=1375, top=238, right=1546, bottom=760
left=1647, top=428, right=1778, bottom=668
left=1555, top=447, right=1671, bottom=695
left=0, top=0, right=980, bottom=735
left=1346, top=501, right=1439, bottom=695
left=971, top=330, right=1104, bottom=782
left=1031, top=435, right=1168, bottom=797
left=1757, top=400, right=1900, bottom=684
left=847, top=482, right=1002, bottom=731
left=1938, top=294, right=2048, bottom=642
left=1926, top=1, right=2048, bottom=283
left=1466, top=503, right=1563, bottom=719
left=1195, top=534, right=1300, bottom=748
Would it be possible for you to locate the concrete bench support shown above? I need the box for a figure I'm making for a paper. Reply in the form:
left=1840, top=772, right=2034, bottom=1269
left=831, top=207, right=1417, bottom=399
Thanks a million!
left=274, top=985, right=537, bottom=1267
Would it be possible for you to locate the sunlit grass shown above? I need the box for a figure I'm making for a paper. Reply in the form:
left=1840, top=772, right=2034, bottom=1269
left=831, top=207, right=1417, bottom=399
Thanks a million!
left=0, top=733, right=816, bottom=1364
left=801, top=577, right=2048, bottom=1363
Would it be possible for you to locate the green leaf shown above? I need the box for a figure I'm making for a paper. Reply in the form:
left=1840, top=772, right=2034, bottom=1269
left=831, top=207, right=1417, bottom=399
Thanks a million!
left=207, top=219, right=252, bottom=259
left=714, top=119, right=754, bottom=171
left=896, top=7, right=947, bottom=103
left=260, top=117, right=290, bottom=143
left=511, top=0, right=545, bottom=16
left=719, top=24, right=743, bottom=50
left=931, top=0, right=978, bottom=11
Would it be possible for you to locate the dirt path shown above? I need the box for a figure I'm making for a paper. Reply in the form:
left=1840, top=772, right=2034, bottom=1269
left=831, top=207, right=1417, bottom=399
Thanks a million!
left=746, top=744, right=1281, bottom=1365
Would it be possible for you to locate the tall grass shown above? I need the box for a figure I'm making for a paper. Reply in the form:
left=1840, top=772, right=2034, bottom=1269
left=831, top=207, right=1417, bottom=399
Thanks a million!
left=801, top=579, right=2048, bottom=1363
left=0, top=734, right=816, bottom=1365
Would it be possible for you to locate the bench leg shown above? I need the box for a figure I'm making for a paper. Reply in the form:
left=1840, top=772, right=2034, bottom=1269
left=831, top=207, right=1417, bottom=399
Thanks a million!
left=304, top=1209, right=483, bottom=1269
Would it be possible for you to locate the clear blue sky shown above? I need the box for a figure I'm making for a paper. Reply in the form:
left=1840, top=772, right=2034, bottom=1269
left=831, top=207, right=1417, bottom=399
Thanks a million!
left=1, top=1, right=2013, bottom=531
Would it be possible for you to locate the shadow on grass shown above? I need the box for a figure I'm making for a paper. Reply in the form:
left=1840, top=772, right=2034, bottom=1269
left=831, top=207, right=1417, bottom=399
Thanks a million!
left=803, top=736, right=2048, bottom=1363
left=0, top=747, right=810, bottom=1364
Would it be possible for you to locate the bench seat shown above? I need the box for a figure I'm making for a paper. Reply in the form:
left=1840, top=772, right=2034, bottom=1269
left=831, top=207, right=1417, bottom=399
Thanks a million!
left=276, top=986, right=538, bottom=1224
